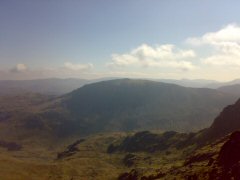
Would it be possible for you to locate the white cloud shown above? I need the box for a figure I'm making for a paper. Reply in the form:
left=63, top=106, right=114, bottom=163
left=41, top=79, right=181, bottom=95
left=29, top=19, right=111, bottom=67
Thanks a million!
left=109, top=54, right=139, bottom=67
left=187, top=24, right=240, bottom=45
left=64, top=62, right=93, bottom=71
left=10, top=63, right=28, bottom=73
left=204, top=24, right=240, bottom=44
left=5, top=24, right=240, bottom=81
left=187, top=24, right=240, bottom=67
left=0, top=62, right=95, bottom=80
left=107, top=44, right=196, bottom=71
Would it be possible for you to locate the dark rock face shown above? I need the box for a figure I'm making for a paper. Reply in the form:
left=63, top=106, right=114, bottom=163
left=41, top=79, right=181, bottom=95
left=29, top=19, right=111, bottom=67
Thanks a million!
left=207, top=131, right=240, bottom=180
left=218, top=131, right=240, bottom=168
left=179, top=131, right=240, bottom=180
left=57, top=139, right=85, bottom=159
left=184, top=152, right=215, bottom=166
left=118, top=169, right=138, bottom=180
left=206, top=99, right=240, bottom=141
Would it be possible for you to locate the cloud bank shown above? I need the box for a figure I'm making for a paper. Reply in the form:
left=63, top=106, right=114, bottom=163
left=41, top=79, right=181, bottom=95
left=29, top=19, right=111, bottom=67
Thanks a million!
left=0, top=62, right=94, bottom=80
left=3, top=23, right=240, bottom=81
left=107, top=44, right=196, bottom=71
left=187, top=24, right=240, bottom=67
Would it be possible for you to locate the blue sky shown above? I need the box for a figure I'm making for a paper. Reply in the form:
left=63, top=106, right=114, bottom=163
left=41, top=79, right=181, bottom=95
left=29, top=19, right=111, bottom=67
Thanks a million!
left=1, top=0, right=240, bottom=80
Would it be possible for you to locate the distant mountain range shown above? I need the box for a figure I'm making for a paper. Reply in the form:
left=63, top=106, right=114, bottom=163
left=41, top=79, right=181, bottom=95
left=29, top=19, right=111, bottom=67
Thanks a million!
left=155, top=78, right=219, bottom=88
left=206, top=78, right=240, bottom=88
left=217, top=84, right=240, bottom=97
left=0, top=77, right=121, bottom=95
left=1, top=77, right=240, bottom=96
left=0, top=78, right=89, bottom=95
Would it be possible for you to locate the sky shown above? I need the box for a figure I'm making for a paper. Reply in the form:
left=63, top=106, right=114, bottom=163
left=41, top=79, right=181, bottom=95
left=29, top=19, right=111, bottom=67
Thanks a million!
left=1, top=0, right=240, bottom=81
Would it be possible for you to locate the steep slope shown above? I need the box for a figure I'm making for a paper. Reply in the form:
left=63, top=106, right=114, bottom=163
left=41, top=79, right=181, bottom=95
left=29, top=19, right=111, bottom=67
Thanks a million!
left=59, top=79, right=236, bottom=135
left=203, top=98, right=240, bottom=141
left=115, top=130, right=240, bottom=180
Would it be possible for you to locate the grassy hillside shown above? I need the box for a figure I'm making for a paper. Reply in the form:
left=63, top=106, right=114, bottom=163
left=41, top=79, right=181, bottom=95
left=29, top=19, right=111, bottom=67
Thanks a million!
left=0, top=129, right=237, bottom=180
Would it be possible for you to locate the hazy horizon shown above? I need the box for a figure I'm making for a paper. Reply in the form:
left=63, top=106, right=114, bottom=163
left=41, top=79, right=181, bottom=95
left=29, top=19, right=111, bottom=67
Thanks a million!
left=0, top=76, right=237, bottom=83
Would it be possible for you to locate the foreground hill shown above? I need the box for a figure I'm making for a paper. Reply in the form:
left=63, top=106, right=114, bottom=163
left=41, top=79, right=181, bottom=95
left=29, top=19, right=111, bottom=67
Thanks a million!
left=112, top=130, right=240, bottom=180
left=0, top=128, right=239, bottom=180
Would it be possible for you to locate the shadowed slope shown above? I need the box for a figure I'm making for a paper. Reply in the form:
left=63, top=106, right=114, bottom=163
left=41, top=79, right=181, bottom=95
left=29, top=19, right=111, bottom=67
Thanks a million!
left=62, top=79, right=236, bottom=134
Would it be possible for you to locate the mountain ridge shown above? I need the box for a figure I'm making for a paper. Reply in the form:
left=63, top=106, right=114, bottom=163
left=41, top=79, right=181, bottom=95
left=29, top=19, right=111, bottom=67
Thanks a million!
left=60, top=78, right=237, bottom=134
left=2, top=77, right=240, bottom=95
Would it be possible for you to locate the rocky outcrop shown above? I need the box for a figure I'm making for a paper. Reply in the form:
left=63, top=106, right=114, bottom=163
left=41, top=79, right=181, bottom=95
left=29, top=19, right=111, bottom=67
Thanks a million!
left=123, top=154, right=138, bottom=167
left=118, top=169, right=138, bottom=180
left=205, top=99, right=240, bottom=141
left=108, top=131, right=195, bottom=153
left=218, top=131, right=240, bottom=168
left=206, top=131, right=240, bottom=180
left=57, top=139, right=85, bottom=159
left=118, top=169, right=165, bottom=180
left=184, top=152, right=215, bottom=166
